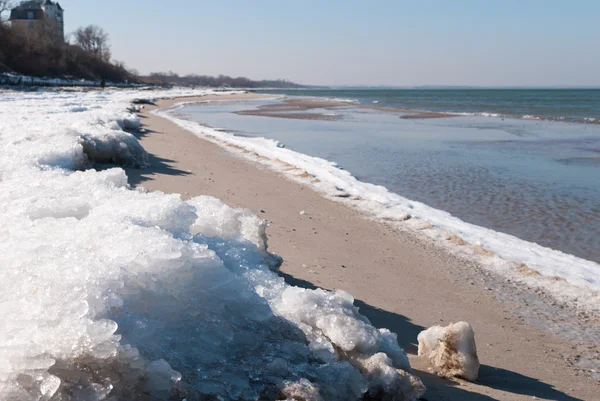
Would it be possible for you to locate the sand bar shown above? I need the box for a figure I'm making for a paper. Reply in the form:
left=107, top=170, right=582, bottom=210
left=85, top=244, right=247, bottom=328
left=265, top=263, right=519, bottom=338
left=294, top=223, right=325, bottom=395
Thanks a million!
left=232, top=96, right=457, bottom=120
left=125, top=94, right=599, bottom=400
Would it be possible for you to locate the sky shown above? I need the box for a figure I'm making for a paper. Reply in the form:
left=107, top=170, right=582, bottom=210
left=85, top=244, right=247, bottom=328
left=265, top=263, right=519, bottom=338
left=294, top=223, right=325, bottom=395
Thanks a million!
left=58, top=0, right=600, bottom=87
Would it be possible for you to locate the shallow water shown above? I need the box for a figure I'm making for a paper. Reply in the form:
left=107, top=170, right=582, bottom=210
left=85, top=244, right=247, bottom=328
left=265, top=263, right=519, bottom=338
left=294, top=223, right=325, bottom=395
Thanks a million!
left=255, top=88, right=600, bottom=123
left=180, top=98, right=600, bottom=263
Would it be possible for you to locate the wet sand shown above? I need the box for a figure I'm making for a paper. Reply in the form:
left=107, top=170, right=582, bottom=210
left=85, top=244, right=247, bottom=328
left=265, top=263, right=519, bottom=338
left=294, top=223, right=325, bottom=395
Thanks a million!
left=233, top=98, right=348, bottom=120
left=233, top=97, right=457, bottom=120
left=124, top=94, right=600, bottom=401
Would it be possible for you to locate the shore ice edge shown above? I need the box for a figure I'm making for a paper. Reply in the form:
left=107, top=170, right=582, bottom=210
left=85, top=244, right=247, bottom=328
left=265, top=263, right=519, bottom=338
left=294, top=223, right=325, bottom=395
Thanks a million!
left=158, top=100, right=600, bottom=313
left=0, top=89, right=426, bottom=400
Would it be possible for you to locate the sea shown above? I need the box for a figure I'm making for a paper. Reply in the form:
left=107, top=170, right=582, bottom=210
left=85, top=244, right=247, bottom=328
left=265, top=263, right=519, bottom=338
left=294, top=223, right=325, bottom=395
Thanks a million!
left=179, top=89, right=600, bottom=264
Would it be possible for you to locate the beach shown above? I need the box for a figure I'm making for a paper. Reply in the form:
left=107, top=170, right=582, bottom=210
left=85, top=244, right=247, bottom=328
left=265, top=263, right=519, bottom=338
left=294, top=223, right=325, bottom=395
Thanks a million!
left=177, top=92, right=600, bottom=267
left=127, top=94, right=600, bottom=400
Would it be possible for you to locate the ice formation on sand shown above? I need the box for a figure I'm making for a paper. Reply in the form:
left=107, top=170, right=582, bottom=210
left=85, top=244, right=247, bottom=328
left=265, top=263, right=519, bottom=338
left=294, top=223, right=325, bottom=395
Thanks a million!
left=0, top=90, right=424, bottom=400
left=417, top=321, right=480, bottom=381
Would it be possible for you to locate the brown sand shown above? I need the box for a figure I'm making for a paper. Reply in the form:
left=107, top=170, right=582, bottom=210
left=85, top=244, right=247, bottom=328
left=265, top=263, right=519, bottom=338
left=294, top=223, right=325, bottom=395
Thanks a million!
left=235, top=96, right=456, bottom=120
left=125, top=94, right=599, bottom=400
left=233, top=98, right=347, bottom=120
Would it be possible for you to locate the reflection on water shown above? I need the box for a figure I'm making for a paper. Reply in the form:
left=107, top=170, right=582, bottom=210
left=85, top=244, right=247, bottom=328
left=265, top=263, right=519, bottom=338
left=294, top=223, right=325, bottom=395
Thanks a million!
left=181, top=99, right=600, bottom=263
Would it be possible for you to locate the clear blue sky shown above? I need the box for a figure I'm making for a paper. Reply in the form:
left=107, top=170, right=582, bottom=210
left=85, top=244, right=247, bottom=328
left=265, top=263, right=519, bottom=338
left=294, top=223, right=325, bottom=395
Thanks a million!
left=59, top=0, right=599, bottom=86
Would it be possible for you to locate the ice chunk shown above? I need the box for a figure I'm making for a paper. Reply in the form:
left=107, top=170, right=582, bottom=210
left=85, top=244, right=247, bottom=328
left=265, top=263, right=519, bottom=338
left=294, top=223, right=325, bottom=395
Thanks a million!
left=78, top=130, right=148, bottom=167
left=39, top=375, right=61, bottom=399
left=144, top=359, right=182, bottom=394
left=189, top=196, right=268, bottom=251
left=417, top=321, right=480, bottom=381
left=188, top=195, right=282, bottom=268
left=273, top=287, right=379, bottom=354
left=280, top=378, right=323, bottom=401
left=348, top=353, right=426, bottom=400
left=378, top=328, right=411, bottom=371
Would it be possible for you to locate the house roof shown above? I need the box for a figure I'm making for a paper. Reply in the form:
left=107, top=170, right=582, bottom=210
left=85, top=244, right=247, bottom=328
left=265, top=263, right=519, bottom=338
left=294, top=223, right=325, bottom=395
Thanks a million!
left=43, top=0, right=63, bottom=10
left=10, top=4, right=43, bottom=21
left=9, top=0, right=63, bottom=20
left=14, top=1, right=43, bottom=10
left=11, top=0, right=62, bottom=10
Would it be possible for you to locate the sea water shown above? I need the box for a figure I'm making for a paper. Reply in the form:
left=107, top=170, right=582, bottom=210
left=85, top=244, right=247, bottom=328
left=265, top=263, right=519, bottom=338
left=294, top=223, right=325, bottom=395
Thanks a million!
left=180, top=90, right=600, bottom=264
left=256, top=88, right=600, bottom=123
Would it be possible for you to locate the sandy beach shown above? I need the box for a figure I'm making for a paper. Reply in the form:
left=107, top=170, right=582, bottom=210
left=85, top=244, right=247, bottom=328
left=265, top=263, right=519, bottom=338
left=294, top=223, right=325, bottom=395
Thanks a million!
left=125, top=94, right=599, bottom=401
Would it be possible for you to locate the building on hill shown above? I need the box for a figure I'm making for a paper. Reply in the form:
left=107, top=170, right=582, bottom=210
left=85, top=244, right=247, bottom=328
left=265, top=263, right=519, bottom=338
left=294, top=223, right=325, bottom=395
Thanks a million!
left=9, top=0, right=64, bottom=43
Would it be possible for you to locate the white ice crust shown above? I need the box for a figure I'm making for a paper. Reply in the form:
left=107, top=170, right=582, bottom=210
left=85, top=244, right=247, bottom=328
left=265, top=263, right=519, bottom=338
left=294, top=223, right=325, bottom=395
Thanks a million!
left=157, top=102, right=600, bottom=312
left=0, top=89, right=424, bottom=400
left=417, top=322, right=480, bottom=381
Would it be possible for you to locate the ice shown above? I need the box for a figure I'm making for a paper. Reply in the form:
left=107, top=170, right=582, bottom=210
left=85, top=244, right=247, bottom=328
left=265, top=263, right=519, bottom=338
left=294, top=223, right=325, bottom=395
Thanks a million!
left=158, top=103, right=600, bottom=312
left=0, top=72, right=144, bottom=88
left=378, top=329, right=411, bottom=372
left=417, top=321, right=480, bottom=381
left=280, top=378, right=323, bottom=401
left=144, top=360, right=182, bottom=394
left=188, top=196, right=269, bottom=253
left=78, top=129, right=147, bottom=167
left=0, top=89, right=424, bottom=400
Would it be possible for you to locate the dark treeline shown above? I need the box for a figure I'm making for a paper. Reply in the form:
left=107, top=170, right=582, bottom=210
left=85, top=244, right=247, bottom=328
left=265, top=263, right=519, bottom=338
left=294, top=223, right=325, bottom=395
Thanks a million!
left=0, top=24, right=136, bottom=82
left=141, top=72, right=303, bottom=88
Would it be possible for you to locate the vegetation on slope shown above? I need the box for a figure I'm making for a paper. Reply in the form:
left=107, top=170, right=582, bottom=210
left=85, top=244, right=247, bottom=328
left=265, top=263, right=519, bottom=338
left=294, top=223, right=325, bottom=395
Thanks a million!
left=0, top=24, right=136, bottom=82
left=0, top=1, right=301, bottom=87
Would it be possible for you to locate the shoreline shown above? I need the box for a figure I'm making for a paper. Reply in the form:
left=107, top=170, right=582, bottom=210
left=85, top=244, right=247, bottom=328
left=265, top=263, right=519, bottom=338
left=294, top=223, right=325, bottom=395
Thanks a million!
left=126, top=94, right=600, bottom=400
left=159, top=94, right=600, bottom=305
left=246, top=91, right=600, bottom=124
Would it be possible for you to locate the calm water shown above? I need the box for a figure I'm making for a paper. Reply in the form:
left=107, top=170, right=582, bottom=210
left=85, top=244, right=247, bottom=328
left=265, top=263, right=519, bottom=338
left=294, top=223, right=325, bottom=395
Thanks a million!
left=256, top=88, right=600, bottom=123
left=181, top=90, right=600, bottom=263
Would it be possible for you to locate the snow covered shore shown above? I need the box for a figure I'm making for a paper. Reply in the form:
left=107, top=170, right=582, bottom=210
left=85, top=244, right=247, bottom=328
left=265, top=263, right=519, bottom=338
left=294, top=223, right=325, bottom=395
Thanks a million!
left=0, top=72, right=141, bottom=88
left=0, top=90, right=425, bottom=400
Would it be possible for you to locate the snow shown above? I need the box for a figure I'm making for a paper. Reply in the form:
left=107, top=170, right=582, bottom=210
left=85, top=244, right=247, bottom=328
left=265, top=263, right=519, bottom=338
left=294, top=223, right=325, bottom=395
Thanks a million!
left=0, top=72, right=141, bottom=88
left=0, top=89, right=424, bottom=400
left=158, top=101, right=600, bottom=313
left=417, top=322, right=480, bottom=381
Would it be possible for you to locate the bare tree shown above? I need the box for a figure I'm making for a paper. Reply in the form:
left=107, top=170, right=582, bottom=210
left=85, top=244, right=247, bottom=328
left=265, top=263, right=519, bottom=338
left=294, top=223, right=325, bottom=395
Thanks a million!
left=73, top=25, right=111, bottom=61
left=0, top=0, right=14, bottom=23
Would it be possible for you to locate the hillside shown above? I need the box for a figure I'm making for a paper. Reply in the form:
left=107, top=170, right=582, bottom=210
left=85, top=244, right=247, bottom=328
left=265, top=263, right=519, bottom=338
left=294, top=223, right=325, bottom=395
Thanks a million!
left=0, top=24, right=135, bottom=83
